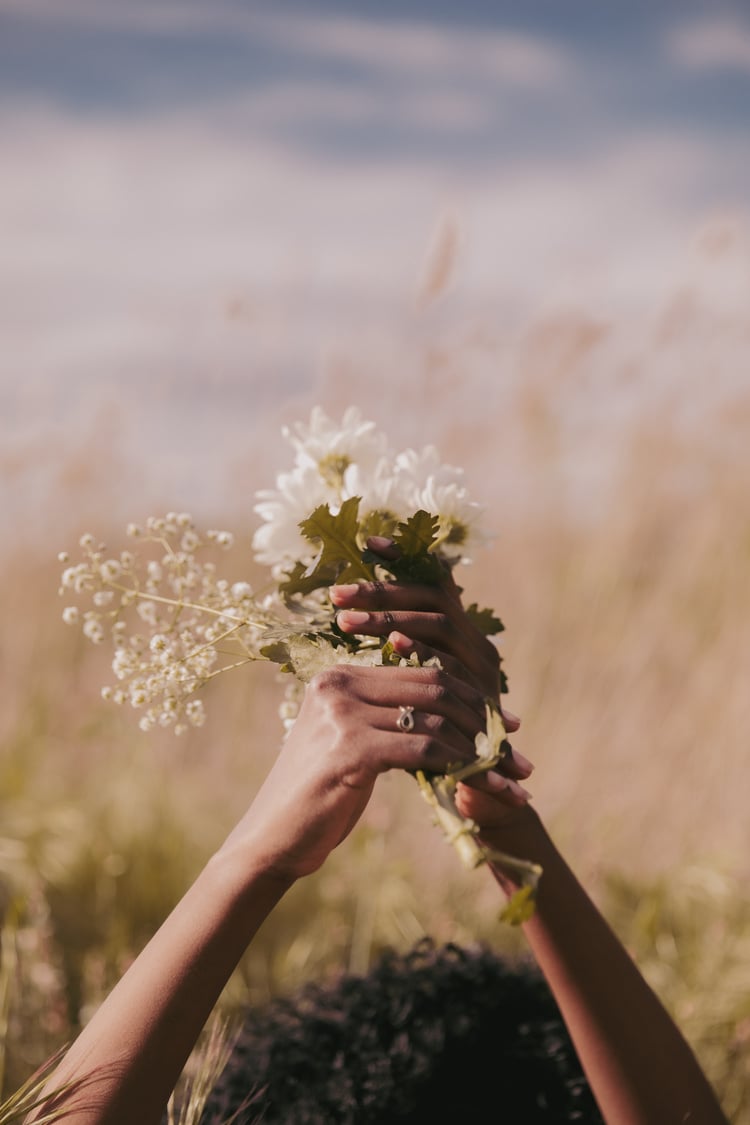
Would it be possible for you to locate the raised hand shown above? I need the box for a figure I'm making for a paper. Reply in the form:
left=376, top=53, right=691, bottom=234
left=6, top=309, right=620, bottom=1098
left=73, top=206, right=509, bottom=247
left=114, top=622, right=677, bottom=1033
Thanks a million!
left=221, top=661, right=495, bottom=882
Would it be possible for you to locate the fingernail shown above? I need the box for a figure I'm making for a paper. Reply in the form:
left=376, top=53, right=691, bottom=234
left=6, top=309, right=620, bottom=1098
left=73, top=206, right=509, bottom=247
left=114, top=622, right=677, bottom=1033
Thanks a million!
left=388, top=631, right=413, bottom=651
left=486, top=773, right=531, bottom=801
left=511, top=749, right=534, bottom=776
left=337, top=610, right=370, bottom=628
left=330, top=584, right=360, bottom=602
left=484, top=771, right=510, bottom=793
left=502, top=708, right=521, bottom=724
left=368, top=536, right=394, bottom=550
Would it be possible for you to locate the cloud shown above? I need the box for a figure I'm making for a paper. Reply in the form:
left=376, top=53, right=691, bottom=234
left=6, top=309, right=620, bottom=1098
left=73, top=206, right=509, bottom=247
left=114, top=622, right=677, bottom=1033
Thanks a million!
left=667, top=17, right=750, bottom=73
left=4, top=0, right=572, bottom=93
left=255, top=13, right=572, bottom=89
left=1, top=94, right=748, bottom=529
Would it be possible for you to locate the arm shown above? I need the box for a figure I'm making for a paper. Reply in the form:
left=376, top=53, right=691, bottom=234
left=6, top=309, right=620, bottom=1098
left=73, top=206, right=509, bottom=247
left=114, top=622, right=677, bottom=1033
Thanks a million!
left=31, top=660, right=488, bottom=1125
left=333, top=567, right=728, bottom=1125
left=458, top=794, right=728, bottom=1125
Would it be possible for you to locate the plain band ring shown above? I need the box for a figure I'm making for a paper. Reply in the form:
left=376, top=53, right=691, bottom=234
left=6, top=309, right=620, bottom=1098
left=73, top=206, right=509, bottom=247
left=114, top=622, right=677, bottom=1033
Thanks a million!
left=397, top=705, right=416, bottom=732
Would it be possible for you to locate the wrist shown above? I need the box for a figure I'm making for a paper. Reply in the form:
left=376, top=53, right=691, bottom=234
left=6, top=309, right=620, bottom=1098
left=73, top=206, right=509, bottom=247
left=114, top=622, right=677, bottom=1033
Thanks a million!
left=207, top=839, right=298, bottom=910
left=477, top=806, right=556, bottom=888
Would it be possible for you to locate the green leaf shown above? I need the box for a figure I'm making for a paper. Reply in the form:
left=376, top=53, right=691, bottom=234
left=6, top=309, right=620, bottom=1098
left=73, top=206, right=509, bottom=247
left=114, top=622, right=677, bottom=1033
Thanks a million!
left=465, top=603, right=505, bottom=636
left=392, top=510, right=440, bottom=557
left=378, top=511, right=445, bottom=585
left=500, top=884, right=538, bottom=926
left=298, top=497, right=374, bottom=588
left=278, top=559, right=339, bottom=600
left=380, top=638, right=401, bottom=666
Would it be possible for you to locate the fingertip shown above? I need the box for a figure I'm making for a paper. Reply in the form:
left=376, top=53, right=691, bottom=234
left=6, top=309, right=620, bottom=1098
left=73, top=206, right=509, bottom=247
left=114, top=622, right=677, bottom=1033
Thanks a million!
left=388, top=630, right=414, bottom=654
left=366, top=536, right=399, bottom=559
left=330, top=583, right=361, bottom=606
left=337, top=610, right=371, bottom=631
left=509, top=747, right=534, bottom=778
left=501, top=708, right=522, bottom=732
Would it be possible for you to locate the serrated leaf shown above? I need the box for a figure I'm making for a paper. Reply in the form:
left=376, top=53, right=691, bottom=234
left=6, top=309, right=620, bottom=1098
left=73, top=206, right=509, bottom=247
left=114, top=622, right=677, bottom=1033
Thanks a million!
left=259, top=640, right=293, bottom=666
left=465, top=603, right=505, bottom=636
left=392, top=510, right=440, bottom=557
left=298, top=497, right=374, bottom=588
left=278, top=560, right=339, bottom=600
left=266, top=633, right=383, bottom=683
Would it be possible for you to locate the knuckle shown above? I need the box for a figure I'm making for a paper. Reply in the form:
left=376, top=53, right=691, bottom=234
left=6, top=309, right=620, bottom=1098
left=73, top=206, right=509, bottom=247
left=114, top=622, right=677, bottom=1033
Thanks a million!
left=308, top=666, right=352, bottom=697
left=429, top=714, right=448, bottom=736
left=414, top=733, right=441, bottom=764
left=425, top=680, right=448, bottom=706
left=434, top=613, right=453, bottom=636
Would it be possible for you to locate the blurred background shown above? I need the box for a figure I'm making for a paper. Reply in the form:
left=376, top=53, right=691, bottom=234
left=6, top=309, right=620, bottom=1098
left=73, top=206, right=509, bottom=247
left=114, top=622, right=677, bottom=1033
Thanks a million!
left=1, top=0, right=749, bottom=1114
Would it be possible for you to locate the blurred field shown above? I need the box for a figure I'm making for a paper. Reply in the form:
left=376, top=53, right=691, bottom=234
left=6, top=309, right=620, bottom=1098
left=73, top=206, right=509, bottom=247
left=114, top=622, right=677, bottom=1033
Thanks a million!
left=2, top=269, right=750, bottom=1118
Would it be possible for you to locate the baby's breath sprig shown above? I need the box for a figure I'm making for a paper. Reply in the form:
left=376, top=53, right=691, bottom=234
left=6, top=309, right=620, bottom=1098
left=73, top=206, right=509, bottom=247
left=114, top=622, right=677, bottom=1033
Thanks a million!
left=58, top=513, right=278, bottom=735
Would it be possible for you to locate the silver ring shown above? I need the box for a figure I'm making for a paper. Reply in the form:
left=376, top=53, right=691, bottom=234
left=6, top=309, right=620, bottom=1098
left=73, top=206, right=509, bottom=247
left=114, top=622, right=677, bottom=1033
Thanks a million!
left=396, top=705, right=416, bottom=732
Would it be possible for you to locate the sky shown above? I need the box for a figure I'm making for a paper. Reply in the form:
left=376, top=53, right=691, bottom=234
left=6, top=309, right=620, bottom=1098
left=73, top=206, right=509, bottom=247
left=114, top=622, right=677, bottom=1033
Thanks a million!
left=1, top=0, right=749, bottom=536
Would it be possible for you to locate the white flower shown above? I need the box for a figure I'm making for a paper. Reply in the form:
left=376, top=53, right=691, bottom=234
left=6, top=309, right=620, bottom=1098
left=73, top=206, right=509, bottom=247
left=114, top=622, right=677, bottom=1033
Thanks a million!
left=253, top=463, right=331, bottom=570
left=284, top=406, right=389, bottom=489
left=395, top=445, right=487, bottom=561
left=137, top=601, right=158, bottom=625
left=186, top=699, right=206, bottom=727
left=83, top=618, right=104, bottom=644
left=341, top=455, right=414, bottom=525
left=100, top=559, right=122, bottom=581
left=62, top=606, right=79, bottom=625
left=231, top=581, right=253, bottom=601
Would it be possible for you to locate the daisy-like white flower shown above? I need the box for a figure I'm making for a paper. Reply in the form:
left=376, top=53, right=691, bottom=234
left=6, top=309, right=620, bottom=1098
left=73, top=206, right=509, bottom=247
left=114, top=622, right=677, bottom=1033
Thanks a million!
left=340, top=455, right=416, bottom=541
left=395, top=445, right=488, bottom=561
left=252, top=463, right=332, bottom=571
left=284, top=406, right=390, bottom=492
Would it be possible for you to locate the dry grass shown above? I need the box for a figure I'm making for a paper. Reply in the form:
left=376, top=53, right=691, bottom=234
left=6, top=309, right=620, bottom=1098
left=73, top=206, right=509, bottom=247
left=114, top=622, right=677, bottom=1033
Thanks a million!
left=1, top=284, right=749, bottom=1116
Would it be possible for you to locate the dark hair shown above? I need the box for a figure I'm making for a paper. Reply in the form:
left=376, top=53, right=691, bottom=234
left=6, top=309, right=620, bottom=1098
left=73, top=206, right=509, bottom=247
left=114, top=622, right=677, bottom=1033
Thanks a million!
left=202, top=939, right=603, bottom=1124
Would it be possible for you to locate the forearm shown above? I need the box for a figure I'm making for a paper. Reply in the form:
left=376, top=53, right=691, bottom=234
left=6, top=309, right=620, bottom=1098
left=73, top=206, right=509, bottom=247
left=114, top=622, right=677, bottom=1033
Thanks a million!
left=484, top=809, right=727, bottom=1125
left=32, top=845, right=292, bottom=1125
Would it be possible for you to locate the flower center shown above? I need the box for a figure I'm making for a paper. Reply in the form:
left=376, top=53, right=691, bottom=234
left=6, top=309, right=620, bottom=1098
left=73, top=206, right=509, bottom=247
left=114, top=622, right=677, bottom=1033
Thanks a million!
left=444, top=520, right=468, bottom=545
left=318, top=453, right=352, bottom=489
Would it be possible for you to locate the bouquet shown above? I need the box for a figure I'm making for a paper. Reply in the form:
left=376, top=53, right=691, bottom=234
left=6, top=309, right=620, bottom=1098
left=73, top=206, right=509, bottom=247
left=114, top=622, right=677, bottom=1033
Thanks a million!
left=58, top=407, right=540, bottom=922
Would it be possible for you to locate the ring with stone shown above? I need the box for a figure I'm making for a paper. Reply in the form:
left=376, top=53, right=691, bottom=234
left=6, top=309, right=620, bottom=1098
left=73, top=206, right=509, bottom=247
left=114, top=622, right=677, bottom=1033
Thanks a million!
left=396, top=705, right=416, bottom=732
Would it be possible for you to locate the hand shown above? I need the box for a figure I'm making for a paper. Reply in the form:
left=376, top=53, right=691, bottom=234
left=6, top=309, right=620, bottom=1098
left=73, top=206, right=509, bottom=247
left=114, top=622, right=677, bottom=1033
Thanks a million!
left=330, top=540, right=502, bottom=700
left=329, top=538, right=533, bottom=805
left=223, top=662, right=490, bottom=883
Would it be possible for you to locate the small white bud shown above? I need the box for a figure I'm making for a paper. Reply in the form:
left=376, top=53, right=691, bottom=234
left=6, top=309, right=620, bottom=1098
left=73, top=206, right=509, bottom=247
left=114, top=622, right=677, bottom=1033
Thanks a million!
left=62, top=606, right=79, bottom=625
left=100, top=559, right=122, bottom=581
